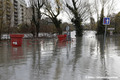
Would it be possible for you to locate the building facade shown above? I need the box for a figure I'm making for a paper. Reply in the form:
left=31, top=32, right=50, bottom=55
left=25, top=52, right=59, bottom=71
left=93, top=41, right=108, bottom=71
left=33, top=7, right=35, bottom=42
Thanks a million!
left=0, top=0, right=27, bottom=27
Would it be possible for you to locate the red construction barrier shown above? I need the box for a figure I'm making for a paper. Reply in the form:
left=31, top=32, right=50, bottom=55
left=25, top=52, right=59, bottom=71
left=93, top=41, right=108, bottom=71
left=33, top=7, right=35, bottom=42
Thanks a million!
left=10, top=34, right=24, bottom=47
left=57, top=34, right=67, bottom=41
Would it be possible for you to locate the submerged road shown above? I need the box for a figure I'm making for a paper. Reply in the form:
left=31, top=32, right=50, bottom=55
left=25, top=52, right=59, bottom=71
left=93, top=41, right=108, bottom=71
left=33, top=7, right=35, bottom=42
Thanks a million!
left=0, top=31, right=120, bottom=80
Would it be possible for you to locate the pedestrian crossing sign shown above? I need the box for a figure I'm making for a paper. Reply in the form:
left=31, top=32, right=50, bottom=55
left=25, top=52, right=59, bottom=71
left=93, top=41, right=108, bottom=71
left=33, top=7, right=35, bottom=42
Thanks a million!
left=103, top=17, right=110, bottom=25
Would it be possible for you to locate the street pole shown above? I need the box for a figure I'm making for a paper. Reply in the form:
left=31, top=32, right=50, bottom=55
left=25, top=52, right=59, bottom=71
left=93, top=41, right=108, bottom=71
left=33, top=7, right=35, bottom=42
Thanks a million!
left=103, top=25, right=107, bottom=51
left=103, top=17, right=110, bottom=50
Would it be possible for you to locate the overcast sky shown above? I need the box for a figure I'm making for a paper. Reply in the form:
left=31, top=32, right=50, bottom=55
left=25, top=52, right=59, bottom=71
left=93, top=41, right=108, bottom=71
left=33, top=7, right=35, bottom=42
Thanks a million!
left=25, top=0, right=120, bottom=23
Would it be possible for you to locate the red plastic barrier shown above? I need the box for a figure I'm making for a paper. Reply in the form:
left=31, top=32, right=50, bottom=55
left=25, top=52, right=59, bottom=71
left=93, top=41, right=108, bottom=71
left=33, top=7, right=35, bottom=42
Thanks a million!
left=10, top=34, right=24, bottom=47
left=57, top=34, right=67, bottom=41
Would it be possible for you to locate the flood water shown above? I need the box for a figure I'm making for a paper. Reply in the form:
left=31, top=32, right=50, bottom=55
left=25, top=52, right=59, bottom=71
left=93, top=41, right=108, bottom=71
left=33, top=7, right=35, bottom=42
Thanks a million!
left=0, top=31, right=120, bottom=80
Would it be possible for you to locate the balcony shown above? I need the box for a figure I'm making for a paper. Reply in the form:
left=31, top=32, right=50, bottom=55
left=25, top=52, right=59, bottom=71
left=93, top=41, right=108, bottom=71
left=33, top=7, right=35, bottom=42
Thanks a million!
left=20, top=5, right=23, bottom=7
left=14, top=15, right=18, bottom=17
left=14, top=7, right=18, bottom=10
left=6, top=13, right=10, bottom=16
left=14, top=9, right=18, bottom=13
left=6, top=21, right=11, bottom=24
left=14, top=18, right=18, bottom=21
left=21, top=9, right=24, bottom=11
left=22, top=19, right=24, bottom=22
left=14, top=6, right=18, bottom=9
left=14, top=11, right=18, bottom=14
left=14, top=14, right=18, bottom=19
left=14, top=21, right=18, bottom=23
left=0, top=8, right=2, bottom=11
left=14, top=16, right=18, bottom=19
left=6, top=16, right=11, bottom=21
left=22, top=16, right=24, bottom=18
left=6, top=8, right=11, bottom=12
left=0, top=16, right=2, bottom=19
left=21, top=12, right=24, bottom=15
left=14, top=21, right=18, bottom=25
left=14, top=15, right=18, bottom=18
left=0, top=1, right=2, bottom=5
left=6, top=1, right=10, bottom=6
left=6, top=9, right=10, bottom=13
left=14, top=0, right=18, bottom=4
left=14, top=19, right=18, bottom=22
left=6, top=0, right=10, bottom=1
left=6, top=6, right=10, bottom=9
left=14, top=3, right=18, bottom=6
left=14, top=7, right=17, bottom=9
left=7, top=16, right=11, bottom=20
left=0, top=5, right=2, bottom=8
left=14, top=13, right=18, bottom=15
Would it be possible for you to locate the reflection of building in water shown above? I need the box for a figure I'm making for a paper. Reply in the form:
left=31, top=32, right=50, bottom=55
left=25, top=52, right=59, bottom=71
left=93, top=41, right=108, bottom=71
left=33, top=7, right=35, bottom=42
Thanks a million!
left=0, top=41, right=27, bottom=80
left=0, top=43, right=26, bottom=66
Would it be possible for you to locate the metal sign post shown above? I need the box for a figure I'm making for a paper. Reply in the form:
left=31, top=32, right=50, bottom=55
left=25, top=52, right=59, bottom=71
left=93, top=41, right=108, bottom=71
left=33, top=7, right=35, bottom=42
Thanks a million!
left=103, top=17, right=110, bottom=49
left=66, top=26, right=71, bottom=41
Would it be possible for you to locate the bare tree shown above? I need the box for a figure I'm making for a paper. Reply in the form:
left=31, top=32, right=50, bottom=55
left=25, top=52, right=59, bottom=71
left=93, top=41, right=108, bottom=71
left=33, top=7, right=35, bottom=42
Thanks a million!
left=65, top=0, right=90, bottom=37
left=88, top=0, right=116, bottom=33
left=88, top=1, right=96, bottom=30
left=42, top=0, right=63, bottom=35
left=92, top=0, right=116, bottom=35
left=29, top=0, right=44, bottom=37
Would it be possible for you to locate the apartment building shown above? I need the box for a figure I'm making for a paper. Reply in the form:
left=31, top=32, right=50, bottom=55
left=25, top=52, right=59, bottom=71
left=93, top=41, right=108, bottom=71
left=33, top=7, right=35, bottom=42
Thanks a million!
left=0, top=0, right=27, bottom=27
left=0, top=0, right=3, bottom=22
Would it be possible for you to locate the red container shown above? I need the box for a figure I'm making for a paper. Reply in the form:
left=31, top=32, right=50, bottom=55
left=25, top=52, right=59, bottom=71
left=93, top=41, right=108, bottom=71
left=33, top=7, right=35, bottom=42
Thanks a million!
left=10, top=34, right=24, bottom=47
left=57, top=34, right=67, bottom=41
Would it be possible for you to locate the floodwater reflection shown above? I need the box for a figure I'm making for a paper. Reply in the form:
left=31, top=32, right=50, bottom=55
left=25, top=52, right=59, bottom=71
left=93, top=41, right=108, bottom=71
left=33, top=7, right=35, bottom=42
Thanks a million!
left=0, top=31, right=120, bottom=80
left=11, top=47, right=24, bottom=60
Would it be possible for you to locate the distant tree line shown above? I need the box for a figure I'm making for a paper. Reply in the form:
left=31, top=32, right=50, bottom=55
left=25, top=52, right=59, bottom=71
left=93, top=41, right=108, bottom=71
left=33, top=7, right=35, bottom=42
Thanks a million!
left=83, top=12, right=120, bottom=34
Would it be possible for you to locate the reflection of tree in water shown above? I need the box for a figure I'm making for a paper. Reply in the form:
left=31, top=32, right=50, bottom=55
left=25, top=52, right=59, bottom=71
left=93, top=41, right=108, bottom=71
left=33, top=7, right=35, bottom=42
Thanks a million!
left=0, top=44, right=4, bottom=64
left=97, top=36, right=109, bottom=80
left=0, top=41, right=15, bottom=80
left=97, top=36, right=105, bottom=58
left=30, top=39, right=59, bottom=80
left=30, top=41, right=40, bottom=80
left=114, top=36, right=120, bottom=56
left=73, top=37, right=82, bottom=71
left=53, top=40, right=60, bottom=56
left=90, top=41, right=96, bottom=56
left=54, top=58, right=61, bottom=80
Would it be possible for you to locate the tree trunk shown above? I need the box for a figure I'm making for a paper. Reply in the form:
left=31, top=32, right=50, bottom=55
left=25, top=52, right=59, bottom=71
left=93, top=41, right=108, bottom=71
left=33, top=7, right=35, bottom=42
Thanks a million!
left=54, top=23, right=62, bottom=35
left=57, top=27, right=62, bottom=35
left=36, top=29, right=39, bottom=37
left=74, top=19, right=83, bottom=37
left=76, top=25, right=83, bottom=37
left=36, top=24, right=40, bottom=38
left=52, top=18, right=62, bottom=35
left=97, top=8, right=105, bottom=35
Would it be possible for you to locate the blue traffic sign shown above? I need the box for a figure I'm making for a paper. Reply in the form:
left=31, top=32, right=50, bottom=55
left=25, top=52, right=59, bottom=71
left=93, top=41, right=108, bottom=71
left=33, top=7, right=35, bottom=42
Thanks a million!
left=103, top=18, right=110, bottom=25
